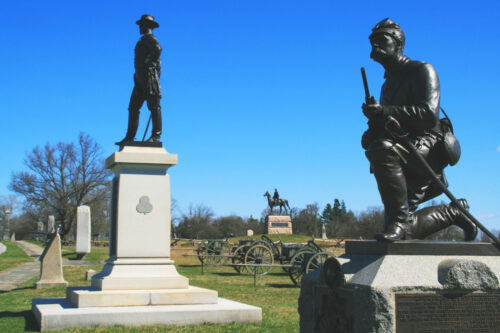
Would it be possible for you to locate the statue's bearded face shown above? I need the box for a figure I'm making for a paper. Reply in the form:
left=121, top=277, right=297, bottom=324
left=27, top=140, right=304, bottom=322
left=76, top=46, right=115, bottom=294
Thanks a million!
left=370, top=33, right=399, bottom=64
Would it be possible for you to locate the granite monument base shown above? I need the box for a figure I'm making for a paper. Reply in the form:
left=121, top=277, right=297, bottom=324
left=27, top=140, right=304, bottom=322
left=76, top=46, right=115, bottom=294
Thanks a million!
left=33, top=297, right=261, bottom=331
left=266, top=215, right=292, bottom=234
left=32, top=146, right=262, bottom=331
left=299, top=241, right=500, bottom=333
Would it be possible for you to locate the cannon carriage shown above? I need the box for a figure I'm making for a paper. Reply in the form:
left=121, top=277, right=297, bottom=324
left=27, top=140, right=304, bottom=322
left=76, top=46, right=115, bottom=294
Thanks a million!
left=193, top=235, right=333, bottom=284
left=231, top=235, right=333, bottom=284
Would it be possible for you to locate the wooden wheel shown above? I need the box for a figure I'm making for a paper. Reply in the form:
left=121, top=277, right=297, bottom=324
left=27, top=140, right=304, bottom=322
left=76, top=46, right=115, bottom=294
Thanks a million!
left=205, top=240, right=231, bottom=266
left=307, top=240, right=323, bottom=252
left=244, top=244, right=273, bottom=275
left=288, top=250, right=313, bottom=285
left=305, top=252, right=331, bottom=274
left=261, top=235, right=280, bottom=258
left=231, top=244, right=247, bottom=273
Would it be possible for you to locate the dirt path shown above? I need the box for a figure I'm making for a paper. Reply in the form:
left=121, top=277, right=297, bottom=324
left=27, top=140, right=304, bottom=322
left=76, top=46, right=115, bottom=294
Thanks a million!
left=0, top=241, right=42, bottom=292
left=0, top=241, right=94, bottom=292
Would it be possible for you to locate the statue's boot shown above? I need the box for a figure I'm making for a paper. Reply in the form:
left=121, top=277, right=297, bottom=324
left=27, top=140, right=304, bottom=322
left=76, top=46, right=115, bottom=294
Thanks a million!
left=369, top=149, right=411, bottom=242
left=410, top=199, right=477, bottom=241
left=115, top=109, right=139, bottom=146
left=146, top=108, right=162, bottom=142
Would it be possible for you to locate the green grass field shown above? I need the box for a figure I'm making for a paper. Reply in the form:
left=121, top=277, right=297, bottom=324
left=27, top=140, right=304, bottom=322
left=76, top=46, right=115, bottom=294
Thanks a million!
left=0, top=236, right=346, bottom=332
left=0, top=241, right=34, bottom=272
left=1, top=237, right=337, bottom=332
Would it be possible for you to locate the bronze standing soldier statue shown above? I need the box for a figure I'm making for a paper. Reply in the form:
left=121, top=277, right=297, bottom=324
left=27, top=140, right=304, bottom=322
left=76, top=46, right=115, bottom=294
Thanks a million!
left=116, top=14, right=163, bottom=146
left=362, top=18, right=477, bottom=242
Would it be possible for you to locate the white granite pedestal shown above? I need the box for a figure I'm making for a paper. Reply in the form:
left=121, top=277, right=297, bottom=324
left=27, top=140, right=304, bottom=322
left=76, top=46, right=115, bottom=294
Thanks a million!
left=32, top=146, right=261, bottom=331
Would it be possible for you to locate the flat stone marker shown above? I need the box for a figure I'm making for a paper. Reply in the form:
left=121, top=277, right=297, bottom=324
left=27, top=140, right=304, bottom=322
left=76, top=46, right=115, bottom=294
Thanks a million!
left=76, top=206, right=91, bottom=257
left=35, top=232, right=68, bottom=289
left=47, top=216, right=55, bottom=233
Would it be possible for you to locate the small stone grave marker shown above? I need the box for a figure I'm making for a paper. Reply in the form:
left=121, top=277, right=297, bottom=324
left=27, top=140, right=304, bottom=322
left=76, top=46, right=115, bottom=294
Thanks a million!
left=35, top=231, right=68, bottom=289
left=47, top=215, right=55, bottom=233
left=76, top=206, right=91, bottom=258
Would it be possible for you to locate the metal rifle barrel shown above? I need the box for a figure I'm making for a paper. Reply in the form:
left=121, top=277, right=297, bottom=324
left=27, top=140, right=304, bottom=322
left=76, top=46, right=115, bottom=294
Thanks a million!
left=361, top=67, right=371, bottom=103
left=399, top=133, right=500, bottom=250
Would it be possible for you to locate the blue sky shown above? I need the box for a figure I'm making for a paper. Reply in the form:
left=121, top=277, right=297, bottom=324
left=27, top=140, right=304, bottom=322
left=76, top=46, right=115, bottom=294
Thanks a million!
left=0, top=1, right=499, bottom=230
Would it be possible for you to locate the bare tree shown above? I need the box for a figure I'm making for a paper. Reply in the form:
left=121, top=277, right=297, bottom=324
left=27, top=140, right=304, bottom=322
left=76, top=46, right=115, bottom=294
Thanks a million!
left=9, top=133, right=111, bottom=239
left=176, top=204, right=216, bottom=239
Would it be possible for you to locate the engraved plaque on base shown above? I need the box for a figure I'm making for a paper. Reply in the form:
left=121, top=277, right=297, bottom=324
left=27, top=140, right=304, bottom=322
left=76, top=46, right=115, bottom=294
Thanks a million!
left=396, top=293, right=500, bottom=333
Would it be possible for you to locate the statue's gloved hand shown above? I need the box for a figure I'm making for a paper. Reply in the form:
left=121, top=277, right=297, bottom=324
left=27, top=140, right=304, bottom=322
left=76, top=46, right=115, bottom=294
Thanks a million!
left=362, top=97, right=384, bottom=119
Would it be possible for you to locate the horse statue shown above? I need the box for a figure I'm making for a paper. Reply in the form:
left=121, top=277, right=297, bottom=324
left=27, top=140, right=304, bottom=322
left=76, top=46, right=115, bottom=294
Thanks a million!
left=264, top=191, right=290, bottom=215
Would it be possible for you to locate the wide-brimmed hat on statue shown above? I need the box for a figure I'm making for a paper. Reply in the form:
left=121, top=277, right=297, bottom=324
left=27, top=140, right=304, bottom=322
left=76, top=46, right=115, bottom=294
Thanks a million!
left=136, top=14, right=159, bottom=29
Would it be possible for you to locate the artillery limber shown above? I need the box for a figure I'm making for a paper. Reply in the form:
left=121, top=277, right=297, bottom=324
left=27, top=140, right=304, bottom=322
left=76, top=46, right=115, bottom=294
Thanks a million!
left=231, top=237, right=275, bottom=275
left=196, top=238, right=232, bottom=266
left=191, top=235, right=333, bottom=285
left=285, top=240, right=332, bottom=285
left=231, top=235, right=333, bottom=284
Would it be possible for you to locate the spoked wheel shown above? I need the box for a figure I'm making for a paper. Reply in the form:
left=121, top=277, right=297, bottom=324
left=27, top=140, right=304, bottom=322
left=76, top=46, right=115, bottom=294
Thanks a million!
left=305, top=252, right=331, bottom=274
left=204, top=240, right=231, bottom=266
left=288, top=250, right=313, bottom=285
left=196, top=241, right=208, bottom=264
left=261, top=235, right=280, bottom=258
left=244, top=244, right=273, bottom=275
left=231, top=244, right=247, bottom=274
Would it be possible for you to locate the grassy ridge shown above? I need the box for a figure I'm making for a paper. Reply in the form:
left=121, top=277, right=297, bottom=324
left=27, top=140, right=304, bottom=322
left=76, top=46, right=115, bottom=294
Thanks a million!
left=0, top=241, right=34, bottom=272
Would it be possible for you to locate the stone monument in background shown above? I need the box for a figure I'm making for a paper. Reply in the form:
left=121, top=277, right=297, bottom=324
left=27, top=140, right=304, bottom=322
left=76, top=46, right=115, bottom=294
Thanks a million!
left=47, top=215, right=55, bottom=233
left=76, top=205, right=91, bottom=259
left=31, top=14, right=261, bottom=331
left=264, top=189, right=292, bottom=234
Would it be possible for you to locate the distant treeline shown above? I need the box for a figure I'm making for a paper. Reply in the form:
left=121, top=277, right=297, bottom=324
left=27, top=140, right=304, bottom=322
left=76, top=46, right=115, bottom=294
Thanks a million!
left=172, top=199, right=492, bottom=241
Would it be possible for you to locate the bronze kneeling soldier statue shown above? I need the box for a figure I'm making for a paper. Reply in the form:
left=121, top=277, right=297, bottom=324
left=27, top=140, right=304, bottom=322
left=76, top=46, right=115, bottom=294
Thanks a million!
left=362, top=18, right=477, bottom=242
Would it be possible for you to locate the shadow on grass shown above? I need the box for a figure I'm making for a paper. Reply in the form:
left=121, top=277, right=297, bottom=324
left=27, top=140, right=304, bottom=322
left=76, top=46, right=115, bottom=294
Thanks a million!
left=267, top=283, right=299, bottom=289
left=0, top=309, right=39, bottom=331
left=177, top=264, right=201, bottom=268
left=0, top=286, right=36, bottom=294
left=62, top=252, right=86, bottom=260
left=12, top=286, right=36, bottom=292
left=211, top=272, right=240, bottom=277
